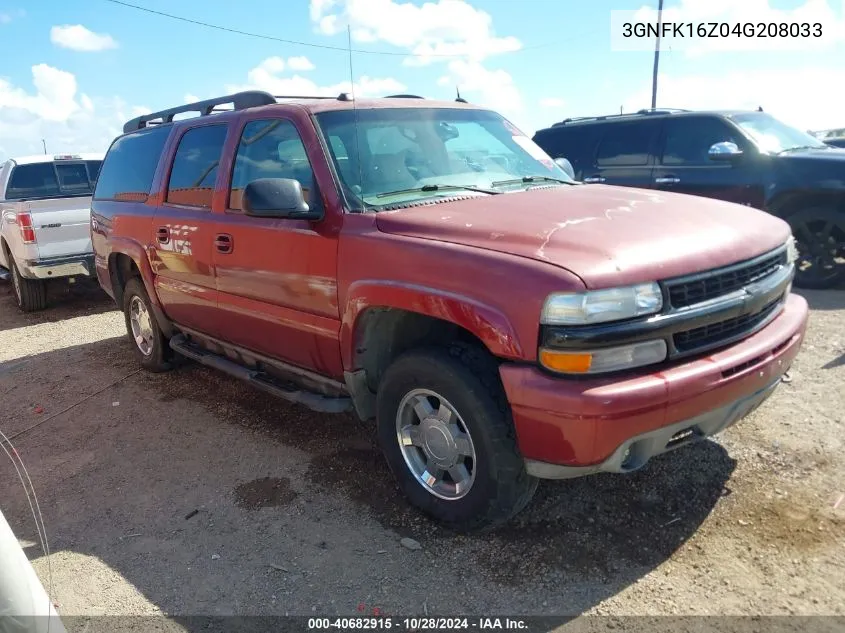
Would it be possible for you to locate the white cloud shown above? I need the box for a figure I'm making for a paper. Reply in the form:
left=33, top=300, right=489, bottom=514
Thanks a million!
left=50, top=24, right=118, bottom=52
left=257, top=56, right=286, bottom=74
left=437, top=59, right=522, bottom=117
left=287, top=56, right=316, bottom=71
left=184, top=93, right=200, bottom=104
left=0, top=64, right=143, bottom=159
left=0, top=13, right=12, bottom=24
left=539, top=97, right=565, bottom=108
left=230, top=56, right=406, bottom=98
left=624, top=67, right=845, bottom=131
left=310, top=0, right=521, bottom=66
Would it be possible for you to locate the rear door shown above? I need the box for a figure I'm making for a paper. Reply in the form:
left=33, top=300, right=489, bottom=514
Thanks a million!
left=149, top=123, right=225, bottom=335
left=2, top=159, right=102, bottom=259
left=582, top=119, right=660, bottom=188
left=652, top=115, right=765, bottom=207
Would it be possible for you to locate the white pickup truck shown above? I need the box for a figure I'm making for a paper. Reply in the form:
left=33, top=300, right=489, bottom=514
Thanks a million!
left=0, top=153, right=103, bottom=311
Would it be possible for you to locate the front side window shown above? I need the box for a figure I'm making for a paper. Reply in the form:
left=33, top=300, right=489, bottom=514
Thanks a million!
left=166, top=125, right=228, bottom=208
left=730, top=112, right=828, bottom=154
left=229, top=119, right=318, bottom=212
left=316, top=107, right=572, bottom=209
left=661, top=117, right=741, bottom=165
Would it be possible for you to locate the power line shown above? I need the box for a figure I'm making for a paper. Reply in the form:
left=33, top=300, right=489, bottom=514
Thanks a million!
left=102, top=0, right=550, bottom=58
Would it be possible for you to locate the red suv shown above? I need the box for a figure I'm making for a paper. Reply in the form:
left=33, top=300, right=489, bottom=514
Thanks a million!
left=91, top=91, right=808, bottom=531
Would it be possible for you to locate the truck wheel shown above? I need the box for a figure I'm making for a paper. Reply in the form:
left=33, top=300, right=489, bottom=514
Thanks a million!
left=788, top=206, right=845, bottom=289
left=10, top=260, right=47, bottom=312
left=376, top=344, right=538, bottom=532
left=122, top=278, right=171, bottom=372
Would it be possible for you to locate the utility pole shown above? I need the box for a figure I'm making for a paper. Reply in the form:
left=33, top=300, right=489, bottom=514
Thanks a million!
left=650, top=0, right=664, bottom=109
left=41, top=139, right=47, bottom=155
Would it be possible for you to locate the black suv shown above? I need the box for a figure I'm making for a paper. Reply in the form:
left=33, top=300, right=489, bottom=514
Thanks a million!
left=533, top=108, right=845, bottom=289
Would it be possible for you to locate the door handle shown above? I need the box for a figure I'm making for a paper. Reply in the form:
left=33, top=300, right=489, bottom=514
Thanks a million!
left=583, top=176, right=605, bottom=183
left=156, top=227, right=170, bottom=243
left=654, top=176, right=680, bottom=184
left=214, top=233, right=233, bottom=254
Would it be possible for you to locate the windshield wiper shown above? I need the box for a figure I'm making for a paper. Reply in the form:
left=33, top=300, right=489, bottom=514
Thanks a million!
left=376, top=183, right=500, bottom=198
left=490, top=175, right=575, bottom=187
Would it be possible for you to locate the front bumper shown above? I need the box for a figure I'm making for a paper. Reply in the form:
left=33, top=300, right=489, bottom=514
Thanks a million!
left=20, top=254, right=95, bottom=280
left=500, top=293, right=809, bottom=476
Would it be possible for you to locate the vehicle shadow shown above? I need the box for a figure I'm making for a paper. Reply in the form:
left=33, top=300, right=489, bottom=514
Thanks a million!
left=2, top=337, right=735, bottom=629
left=795, top=287, right=845, bottom=311
left=0, top=279, right=116, bottom=332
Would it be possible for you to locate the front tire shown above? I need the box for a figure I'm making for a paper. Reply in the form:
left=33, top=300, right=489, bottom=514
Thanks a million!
left=122, top=278, right=171, bottom=372
left=11, top=260, right=47, bottom=312
left=376, top=345, right=538, bottom=532
left=788, top=206, right=845, bottom=289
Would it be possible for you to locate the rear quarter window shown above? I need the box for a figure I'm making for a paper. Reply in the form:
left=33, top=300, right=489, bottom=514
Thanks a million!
left=94, top=126, right=171, bottom=202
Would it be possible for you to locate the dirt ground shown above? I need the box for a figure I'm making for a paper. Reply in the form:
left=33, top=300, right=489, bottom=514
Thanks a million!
left=1, top=278, right=843, bottom=627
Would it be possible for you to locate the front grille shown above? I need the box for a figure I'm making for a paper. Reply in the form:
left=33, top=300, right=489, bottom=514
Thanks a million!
left=673, top=297, right=783, bottom=354
left=666, top=250, right=786, bottom=309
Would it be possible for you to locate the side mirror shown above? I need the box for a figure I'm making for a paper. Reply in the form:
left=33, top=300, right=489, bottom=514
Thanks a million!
left=242, top=178, right=323, bottom=220
left=554, top=157, right=576, bottom=180
left=708, top=141, right=743, bottom=162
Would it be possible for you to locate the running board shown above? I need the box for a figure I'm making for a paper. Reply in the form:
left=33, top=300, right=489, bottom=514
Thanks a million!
left=169, top=334, right=352, bottom=414
left=0, top=267, right=9, bottom=282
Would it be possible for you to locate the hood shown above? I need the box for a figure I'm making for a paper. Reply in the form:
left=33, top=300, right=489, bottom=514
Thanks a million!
left=375, top=185, right=791, bottom=289
left=774, top=147, right=845, bottom=162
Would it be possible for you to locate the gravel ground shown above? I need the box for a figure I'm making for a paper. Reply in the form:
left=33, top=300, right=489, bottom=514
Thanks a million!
left=1, top=278, right=843, bottom=627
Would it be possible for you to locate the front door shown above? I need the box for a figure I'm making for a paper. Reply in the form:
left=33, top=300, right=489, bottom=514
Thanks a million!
left=651, top=116, right=765, bottom=208
left=211, top=116, right=342, bottom=378
left=149, top=123, right=226, bottom=335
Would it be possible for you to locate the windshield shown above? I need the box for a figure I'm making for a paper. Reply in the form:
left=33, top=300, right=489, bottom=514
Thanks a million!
left=4, top=160, right=102, bottom=201
left=316, top=107, right=573, bottom=209
left=730, top=113, right=828, bottom=154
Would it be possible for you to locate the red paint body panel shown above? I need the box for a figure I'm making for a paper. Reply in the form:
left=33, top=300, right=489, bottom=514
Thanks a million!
left=501, top=294, right=808, bottom=466
left=375, top=184, right=791, bottom=289
left=92, top=97, right=809, bottom=473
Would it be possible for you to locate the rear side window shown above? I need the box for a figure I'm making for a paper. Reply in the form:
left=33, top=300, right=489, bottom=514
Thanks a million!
left=95, top=126, right=171, bottom=202
left=661, top=117, right=741, bottom=165
left=167, top=125, right=228, bottom=208
left=596, top=122, right=655, bottom=167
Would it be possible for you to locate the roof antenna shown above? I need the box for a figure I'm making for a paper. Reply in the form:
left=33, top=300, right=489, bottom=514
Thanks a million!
left=347, top=25, right=366, bottom=213
left=455, top=86, right=467, bottom=104
left=757, top=105, right=763, bottom=112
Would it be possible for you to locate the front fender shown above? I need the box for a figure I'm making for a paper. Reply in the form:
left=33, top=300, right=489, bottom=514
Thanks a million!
left=340, top=279, right=523, bottom=371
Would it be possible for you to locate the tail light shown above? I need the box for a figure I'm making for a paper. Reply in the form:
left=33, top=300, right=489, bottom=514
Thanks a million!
left=17, top=212, right=36, bottom=244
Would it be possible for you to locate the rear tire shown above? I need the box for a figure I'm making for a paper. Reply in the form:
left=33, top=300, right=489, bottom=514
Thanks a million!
left=788, top=206, right=845, bottom=289
left=122, top=278, right=172, bottom=372
left=376, top=344, right=538, bottom=532
left=11, top=260, right=47, bottom=312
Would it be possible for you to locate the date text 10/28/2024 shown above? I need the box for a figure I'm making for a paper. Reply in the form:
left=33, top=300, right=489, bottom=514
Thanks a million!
left=308, top=617, right=529, bottom=630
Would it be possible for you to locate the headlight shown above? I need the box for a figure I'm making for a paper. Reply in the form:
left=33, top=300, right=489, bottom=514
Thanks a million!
left=785, top=234, right=799, bottom=264
left=540, top=340, right=668, bottom=374
left=541, top=282, right=663, bottom=326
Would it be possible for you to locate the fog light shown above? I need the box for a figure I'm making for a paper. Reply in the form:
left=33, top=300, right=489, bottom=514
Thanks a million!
left=540, top=339, right=667, bottom=375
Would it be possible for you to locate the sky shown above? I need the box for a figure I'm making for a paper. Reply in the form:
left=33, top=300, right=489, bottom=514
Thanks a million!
left=1, top=0, right=844, bottom=159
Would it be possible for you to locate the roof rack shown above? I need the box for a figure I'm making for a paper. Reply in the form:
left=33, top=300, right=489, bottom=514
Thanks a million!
left=123, top=90, right=362, bottom=133
left=550, top=107, right=690, bottom=127
left=123, top=91, right=276, bottom=133
left=384, top=94, right=425, bottom=99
